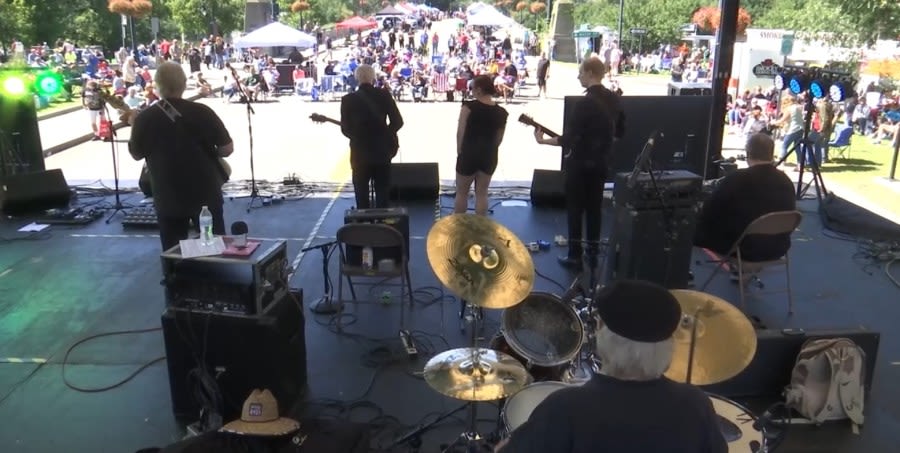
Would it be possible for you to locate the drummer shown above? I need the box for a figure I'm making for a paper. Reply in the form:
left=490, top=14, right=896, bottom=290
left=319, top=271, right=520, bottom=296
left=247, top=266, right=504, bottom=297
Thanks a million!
left=495, top=280, right=727, bottom=453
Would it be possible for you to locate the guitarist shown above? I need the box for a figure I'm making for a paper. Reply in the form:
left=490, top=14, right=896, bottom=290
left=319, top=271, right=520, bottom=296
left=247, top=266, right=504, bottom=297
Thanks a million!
left=128, top=62, right=234, bottom=251
left=340, top=64, right=404, bottom=209
left=533, top=57, right=625, bottom=268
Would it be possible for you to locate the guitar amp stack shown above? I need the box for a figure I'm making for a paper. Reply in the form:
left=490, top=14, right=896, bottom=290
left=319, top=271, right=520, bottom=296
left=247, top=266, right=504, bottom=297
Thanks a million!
left=344, top=208, right=410, bottom=266
left=607, top=170, right=703, bottom=289
left=160, top=240, right=290, bottom=316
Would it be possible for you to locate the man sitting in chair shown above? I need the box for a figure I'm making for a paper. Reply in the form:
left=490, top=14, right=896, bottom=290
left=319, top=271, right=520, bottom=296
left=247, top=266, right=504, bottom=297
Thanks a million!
left=694, top=133, right=797, bottom=268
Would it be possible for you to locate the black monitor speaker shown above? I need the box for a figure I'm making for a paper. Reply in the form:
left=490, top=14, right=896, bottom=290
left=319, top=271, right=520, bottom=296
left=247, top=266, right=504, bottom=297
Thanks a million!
left=0, top=93, right=45, bottom=177
left=0, top=168, right=72, bottom=214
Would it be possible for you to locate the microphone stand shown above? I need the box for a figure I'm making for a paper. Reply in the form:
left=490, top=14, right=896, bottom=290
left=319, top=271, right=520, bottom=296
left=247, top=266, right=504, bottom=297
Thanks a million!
left=302, top=241, right=343, bottom=315
left=227, top=64, right=266, bottom=212
left=101, top=97, right=132, bottom=223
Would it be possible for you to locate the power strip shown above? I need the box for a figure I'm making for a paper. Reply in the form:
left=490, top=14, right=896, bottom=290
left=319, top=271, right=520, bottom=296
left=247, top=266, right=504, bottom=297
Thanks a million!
left=400, top=330, right=417, bottom=358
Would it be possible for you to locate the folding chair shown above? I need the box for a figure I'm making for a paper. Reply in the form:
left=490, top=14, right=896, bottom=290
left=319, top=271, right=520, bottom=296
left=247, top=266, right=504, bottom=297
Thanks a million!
left=828, top=125, right=853, bottom=159
left=336, top=223, right=413, bottom=330
left=700, top=210, right=803, bottom=314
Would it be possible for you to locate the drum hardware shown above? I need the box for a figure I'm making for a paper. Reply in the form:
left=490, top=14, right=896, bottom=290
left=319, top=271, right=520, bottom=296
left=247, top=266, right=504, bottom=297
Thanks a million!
left=707, top=394, right=769, bottom=453
left=665, top=290, right=758, bottom=386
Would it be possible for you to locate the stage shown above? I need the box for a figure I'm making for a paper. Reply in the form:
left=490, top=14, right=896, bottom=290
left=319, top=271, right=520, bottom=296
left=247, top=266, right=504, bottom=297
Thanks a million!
left=0, top=186, right=898, bottom=453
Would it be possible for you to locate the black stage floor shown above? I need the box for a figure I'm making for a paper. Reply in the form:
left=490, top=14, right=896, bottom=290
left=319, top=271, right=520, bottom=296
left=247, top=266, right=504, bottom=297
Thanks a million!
left=0, top=190, right=898, bottom=453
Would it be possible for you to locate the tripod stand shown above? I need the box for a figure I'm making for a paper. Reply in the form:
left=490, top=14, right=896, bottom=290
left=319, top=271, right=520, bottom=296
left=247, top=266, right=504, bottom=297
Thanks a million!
left=227, top=64, right=266, bottom=212
left=776, top=94, right=827, bottom=203
left=102, top=101, right=132, bottom=223
left=302, top=241, right=343, bottom=315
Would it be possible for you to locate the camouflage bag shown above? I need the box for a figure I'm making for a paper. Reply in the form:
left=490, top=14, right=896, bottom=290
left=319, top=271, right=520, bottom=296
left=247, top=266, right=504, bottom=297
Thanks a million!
left=784, top=338, right=865, bottom=428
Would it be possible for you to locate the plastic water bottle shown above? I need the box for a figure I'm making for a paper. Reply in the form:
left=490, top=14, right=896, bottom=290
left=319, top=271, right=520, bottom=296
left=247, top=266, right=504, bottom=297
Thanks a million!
left=362, top=246, right=374, bottom=270
left=199, top=206, right=213, bottom=246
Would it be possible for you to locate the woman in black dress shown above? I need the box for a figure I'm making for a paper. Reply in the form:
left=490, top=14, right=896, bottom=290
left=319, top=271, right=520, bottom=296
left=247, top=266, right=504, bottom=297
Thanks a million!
left=454, top=75, right=508, bottom=215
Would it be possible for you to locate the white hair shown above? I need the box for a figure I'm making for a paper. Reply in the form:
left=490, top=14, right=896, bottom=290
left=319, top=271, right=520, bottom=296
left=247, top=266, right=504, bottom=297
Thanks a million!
left=594, top=325, right=674, bottom=381
left=355, top=64, right=376, bottom=84
left=154, top=61, right=187, bottom=99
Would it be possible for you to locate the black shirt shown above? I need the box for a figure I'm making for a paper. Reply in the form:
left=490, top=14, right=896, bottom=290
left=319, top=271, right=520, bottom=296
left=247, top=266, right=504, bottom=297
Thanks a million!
left=559, top=84, right=625, bottom=169
left=695, top=164, right=797, bottom=261
left=459, top=100, right=508, bottom=174
left=340, top=84, right=404, bottom=166
left=129, top=98, right=232, bottom=217
left=500, top=374, right=727, bottom=453
left=536, top=58, right=550, bottom=79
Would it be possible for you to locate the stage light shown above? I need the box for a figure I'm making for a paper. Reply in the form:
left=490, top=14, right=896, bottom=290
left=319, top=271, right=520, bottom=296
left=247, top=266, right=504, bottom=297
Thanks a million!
left=809, top=78, right=827, bottom=99
left=0, top=74, right=28, bottom=97
left=788, top=73, right=807, bottom=95
left=829, top=81, right=849, bottom=102
left=34, top=71, right=63, bottom=97
left=774, top=72, right=786, bottom=91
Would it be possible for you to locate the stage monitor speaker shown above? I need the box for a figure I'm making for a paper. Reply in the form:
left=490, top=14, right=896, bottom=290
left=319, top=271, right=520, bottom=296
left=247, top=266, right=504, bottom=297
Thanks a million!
left=0, top=93, right=45, bottom=176
left=529, top=169, right=565, bottom=208
left=161, top=291, right=308, bottom=421
left=703, top=328, right=880, bottom=399
left=0, top=169, right=72, bottom=215
left=390, top=162, right=438, bottom=202
left=668, top=82, right=714, bottom=96
left=606, top=205, right=698, bottom=289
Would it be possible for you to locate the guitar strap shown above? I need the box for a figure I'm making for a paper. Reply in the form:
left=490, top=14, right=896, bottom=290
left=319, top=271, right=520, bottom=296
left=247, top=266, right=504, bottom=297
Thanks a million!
left=355, top=89, right=386, bottom=129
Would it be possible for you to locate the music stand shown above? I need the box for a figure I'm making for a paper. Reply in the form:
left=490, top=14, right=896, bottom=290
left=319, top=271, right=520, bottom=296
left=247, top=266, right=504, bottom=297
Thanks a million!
left=226, top=64, right=268, bottom=212
left=101, top=99, right=132, bottom=223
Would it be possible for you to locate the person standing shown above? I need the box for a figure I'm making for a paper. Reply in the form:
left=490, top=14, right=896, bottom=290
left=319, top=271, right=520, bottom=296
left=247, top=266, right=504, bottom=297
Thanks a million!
left=454, top=75, right=508, bottom=215
left=340, top=64, right=404, bottom=209
left=536, top=53, right=550, bottom=98
left=533, top=57, right=624, bottom=268
left=128, top=62, right=234, bottom=251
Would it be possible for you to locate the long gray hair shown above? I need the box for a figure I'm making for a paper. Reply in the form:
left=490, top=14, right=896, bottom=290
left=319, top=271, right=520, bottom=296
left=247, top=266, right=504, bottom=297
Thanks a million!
left=594, top=325, right=674, bottom=381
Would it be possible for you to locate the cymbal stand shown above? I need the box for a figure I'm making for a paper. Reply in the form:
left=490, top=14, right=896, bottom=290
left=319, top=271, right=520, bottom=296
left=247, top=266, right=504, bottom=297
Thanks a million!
left=442, top=328, right=491, bottom=453
left=682, top=305, right=704, bottom=385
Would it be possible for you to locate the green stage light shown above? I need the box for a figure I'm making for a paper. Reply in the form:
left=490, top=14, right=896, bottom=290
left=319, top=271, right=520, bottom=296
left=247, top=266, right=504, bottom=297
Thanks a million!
left=1, top=75, right=28, bottom=97
left=34, top=71, right=63, bottom=97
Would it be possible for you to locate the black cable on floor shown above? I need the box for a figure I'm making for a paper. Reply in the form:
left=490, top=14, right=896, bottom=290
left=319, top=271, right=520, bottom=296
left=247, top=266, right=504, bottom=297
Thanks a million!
left=61, top=327, right=165, bottom=393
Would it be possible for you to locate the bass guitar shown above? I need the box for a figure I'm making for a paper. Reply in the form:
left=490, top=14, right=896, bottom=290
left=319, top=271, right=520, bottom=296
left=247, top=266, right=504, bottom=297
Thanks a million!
left=518, top=113, right=560, bottom=138
left=310, top=112, right=400, bottom=157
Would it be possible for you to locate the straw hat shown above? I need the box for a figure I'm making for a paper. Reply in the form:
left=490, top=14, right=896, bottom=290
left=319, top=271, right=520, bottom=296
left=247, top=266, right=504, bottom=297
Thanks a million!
left=220, top=389, right=300, bottom=436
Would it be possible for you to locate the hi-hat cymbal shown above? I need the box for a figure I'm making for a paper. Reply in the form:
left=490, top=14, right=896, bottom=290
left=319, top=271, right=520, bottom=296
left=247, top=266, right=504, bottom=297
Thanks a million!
left=424, top=347, right=532, bottom=401
left=426, top=214, right=534, bottom=309
left=664, top=290, right=757, bottom=385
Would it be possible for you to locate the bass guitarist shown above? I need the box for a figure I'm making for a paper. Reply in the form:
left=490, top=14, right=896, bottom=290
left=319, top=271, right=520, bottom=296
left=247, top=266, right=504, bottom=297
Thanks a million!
left=340, top=64, right=404, bottom=209
left=533, top=56, right=625, bottom=268
left=128, top=62, right=234, bottom=251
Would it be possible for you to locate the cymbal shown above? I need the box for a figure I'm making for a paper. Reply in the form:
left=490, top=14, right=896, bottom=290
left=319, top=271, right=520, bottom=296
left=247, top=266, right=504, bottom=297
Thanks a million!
left=424, top=347, right=532, bottom=401
left=664, top=290, right=757, bottom=385
left=426, top=214, right=534, bottom=309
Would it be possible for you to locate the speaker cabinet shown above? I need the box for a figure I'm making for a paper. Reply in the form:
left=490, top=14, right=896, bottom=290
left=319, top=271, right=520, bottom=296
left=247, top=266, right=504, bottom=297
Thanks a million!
left=0, top=169, right=72, bottom=215
left=703, top=328, right=880, bottom=399
left=530, top=169, right=565, bottom=208
left=390, top=162, right=438, bottom=202
left=668, top=82, right=713, bottom=96
left=161, top=292, right=307, bottom=421
left=607, top=205, right=698, bottom=289
left=0, top=93, right=45, bottom=176
left=244, top=0, right=272, bottom=33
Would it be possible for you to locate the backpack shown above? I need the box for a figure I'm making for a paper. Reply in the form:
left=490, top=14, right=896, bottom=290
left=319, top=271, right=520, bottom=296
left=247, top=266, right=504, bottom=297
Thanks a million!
left=784, top=338, right=865, bottom=427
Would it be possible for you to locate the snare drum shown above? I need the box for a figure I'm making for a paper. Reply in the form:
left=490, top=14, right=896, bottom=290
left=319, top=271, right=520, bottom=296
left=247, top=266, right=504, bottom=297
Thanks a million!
left=708, top=394, right=766, bottom=453
left=498, top=292, right=584, bottom=373
left=502, top=382, right=571, bottom=433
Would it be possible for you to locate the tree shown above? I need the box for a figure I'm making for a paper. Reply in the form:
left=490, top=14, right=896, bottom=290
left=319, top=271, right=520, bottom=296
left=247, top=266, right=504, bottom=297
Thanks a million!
left=691, top=5, right=752, bottom=35
left=575, top=0, right=707, bottom=50
left=164, top=0, right=244, bottom=37
left=0, top=0, right=34, bottom=45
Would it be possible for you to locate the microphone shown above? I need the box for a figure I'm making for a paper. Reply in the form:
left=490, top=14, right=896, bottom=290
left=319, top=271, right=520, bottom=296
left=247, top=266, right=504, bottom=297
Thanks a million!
left=560, top=275, right=583, bottom=305
left=231, top=221, right=248, bottom=248
left=646, top=130, right=660, bottom=146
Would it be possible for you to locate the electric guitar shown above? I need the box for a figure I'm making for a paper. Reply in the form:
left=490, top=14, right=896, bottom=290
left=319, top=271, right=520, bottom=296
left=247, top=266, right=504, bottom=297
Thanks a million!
left=310, top=112, right=400, bottom=157
left=518, top=113, right=560, bottom=138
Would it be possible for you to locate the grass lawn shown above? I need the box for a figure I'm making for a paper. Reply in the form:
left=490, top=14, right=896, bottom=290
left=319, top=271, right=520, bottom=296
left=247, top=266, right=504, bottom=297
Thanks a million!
left=36, top=98, right=80, bottom=117
left=819, top=134, right=900, bottom=219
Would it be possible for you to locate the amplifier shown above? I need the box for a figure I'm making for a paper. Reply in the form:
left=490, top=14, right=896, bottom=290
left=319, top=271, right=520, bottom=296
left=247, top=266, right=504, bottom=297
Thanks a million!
left=343, top=207, right=410, bottom=266
left=160, top=240, right=289, bottom=316
left=161, top=290, right=307, bottom=421
left=607, top=205, right=698, bottom=289
left=703, top=328, right=880, bottom=398
left=613, top=170, right=703, bottom=210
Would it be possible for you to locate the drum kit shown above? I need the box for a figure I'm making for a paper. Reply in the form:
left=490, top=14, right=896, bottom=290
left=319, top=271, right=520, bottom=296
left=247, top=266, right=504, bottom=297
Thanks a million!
left=408, top=214, right=771, bottom=453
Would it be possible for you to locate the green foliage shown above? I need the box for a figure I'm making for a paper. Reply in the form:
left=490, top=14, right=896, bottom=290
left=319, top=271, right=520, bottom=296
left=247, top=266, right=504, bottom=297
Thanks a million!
left=0, top=0, right=34, bottom=43
left=574, top=0, right=706, bottom=50
left=164, top=0, right=244, bottom=38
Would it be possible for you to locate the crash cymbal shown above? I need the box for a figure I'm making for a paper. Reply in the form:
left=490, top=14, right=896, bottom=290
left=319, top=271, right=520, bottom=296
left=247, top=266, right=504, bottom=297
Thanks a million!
left=426, top=214, right=534, bottom=309
left=664, top=290, right=757, bottom=385
left=424, top=347, right=532, bottom=401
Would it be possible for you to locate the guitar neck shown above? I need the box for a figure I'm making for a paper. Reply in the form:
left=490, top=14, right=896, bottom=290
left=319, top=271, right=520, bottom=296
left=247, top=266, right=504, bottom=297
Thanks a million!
left=519, top=115, right=560, bottom=138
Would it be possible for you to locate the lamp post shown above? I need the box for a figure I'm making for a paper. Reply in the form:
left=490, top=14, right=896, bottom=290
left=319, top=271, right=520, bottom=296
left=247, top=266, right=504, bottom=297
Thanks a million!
left=617, top=0, right=624, bottom=44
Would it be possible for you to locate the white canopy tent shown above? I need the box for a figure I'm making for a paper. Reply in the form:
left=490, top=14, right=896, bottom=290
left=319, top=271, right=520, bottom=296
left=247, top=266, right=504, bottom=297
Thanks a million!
left=234, top=22, right=316, bottom=49
left=467, top=7, right=516, bottom=27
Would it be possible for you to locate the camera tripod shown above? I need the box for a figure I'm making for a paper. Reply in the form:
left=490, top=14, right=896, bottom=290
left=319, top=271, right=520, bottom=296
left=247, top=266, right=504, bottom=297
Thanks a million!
left=776, top=94, right=828, bottom=202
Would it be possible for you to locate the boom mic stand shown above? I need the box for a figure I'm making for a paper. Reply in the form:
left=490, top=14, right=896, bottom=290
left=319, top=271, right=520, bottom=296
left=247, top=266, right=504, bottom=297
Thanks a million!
left=226, top=64, right=266, bottom=212
left=776, top=94, right=827, bottom=203
left=302, top=240, right=343, bottom=315
left=101, top=98, right=132, bottom=223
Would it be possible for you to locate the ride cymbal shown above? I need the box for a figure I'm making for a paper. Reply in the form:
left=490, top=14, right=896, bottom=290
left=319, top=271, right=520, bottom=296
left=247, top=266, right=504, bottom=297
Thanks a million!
left=426, top=214, right=534, bottom=309
left=664, top=290, right=758, bottom=385
left=424, top=348, right=532, bottom=401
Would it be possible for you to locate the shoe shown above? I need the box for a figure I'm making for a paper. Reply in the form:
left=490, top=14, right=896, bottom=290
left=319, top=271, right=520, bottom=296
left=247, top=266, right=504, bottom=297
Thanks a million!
left=557, top=255, right=580, bottom=268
